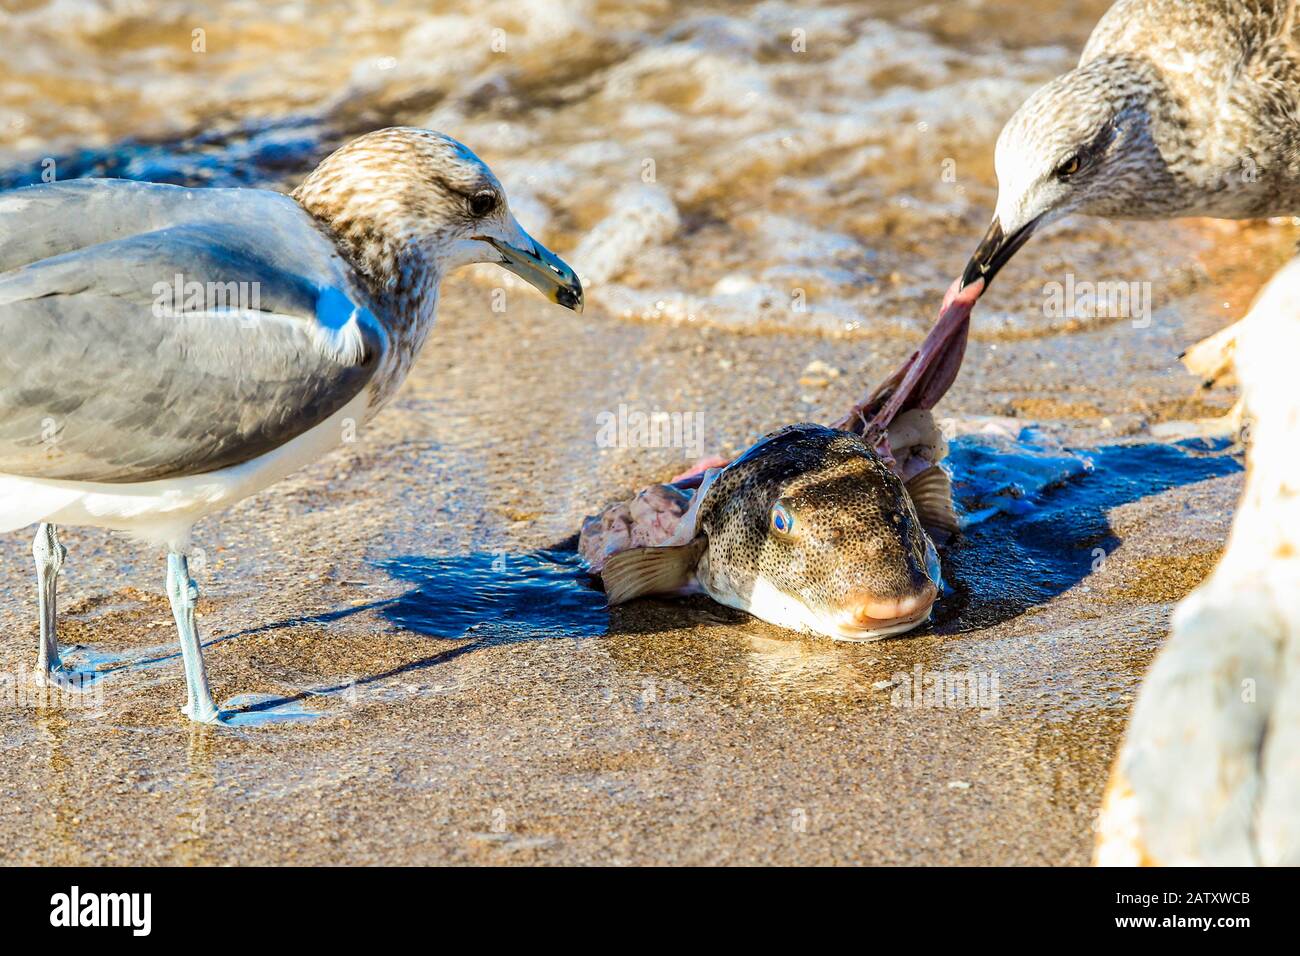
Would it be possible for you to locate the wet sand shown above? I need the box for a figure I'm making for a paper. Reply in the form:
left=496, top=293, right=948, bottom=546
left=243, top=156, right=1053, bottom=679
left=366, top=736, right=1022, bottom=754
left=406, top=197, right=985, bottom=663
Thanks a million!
left=0, top=223, right=1278, bottom=864
left=0, top=0, right=1293, bottom=865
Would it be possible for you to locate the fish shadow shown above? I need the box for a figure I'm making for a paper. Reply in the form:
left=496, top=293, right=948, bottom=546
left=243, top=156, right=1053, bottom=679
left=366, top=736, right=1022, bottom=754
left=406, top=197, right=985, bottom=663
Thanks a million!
left=217, top=438, right=1240, bottom=718
left=933, top=438, right=1242, bottom=634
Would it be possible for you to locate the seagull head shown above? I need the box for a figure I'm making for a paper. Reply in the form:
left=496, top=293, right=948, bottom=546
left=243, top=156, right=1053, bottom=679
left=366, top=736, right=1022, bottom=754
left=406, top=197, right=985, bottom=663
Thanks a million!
left=294, top=127, right=583, bottom=312
left=961, top=57, right=1172, bottom=290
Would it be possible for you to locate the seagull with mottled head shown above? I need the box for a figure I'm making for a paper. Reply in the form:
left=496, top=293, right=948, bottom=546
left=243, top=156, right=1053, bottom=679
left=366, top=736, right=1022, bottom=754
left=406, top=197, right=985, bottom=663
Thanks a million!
left=0, top=127, right=583, bottom=723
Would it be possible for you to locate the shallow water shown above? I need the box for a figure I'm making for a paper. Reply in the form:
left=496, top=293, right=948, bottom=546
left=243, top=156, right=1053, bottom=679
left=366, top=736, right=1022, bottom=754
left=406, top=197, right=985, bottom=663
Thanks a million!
left=0, top=0, right=1213, bottom=338
left=938, top=437, right=1242, bottom=635
left=382, top=550, right=606, bottom=640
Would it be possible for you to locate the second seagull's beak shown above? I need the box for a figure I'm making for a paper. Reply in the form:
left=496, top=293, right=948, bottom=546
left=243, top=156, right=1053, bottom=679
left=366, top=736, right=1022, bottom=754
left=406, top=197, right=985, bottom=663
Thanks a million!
left=960, top=215, right=1040, bottom=291
left=480, top=217, right=584, bottom=313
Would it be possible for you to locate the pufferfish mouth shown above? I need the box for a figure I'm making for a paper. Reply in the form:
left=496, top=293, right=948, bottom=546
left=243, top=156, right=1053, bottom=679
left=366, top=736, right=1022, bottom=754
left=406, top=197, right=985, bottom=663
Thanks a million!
left=826, top=584, right=938, bottom=642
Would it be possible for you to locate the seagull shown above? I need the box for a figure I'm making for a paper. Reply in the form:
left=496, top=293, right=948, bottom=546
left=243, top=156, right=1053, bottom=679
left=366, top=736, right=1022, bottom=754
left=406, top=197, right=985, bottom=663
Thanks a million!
left=0, top=127, right=583, bottom=723
left=963, top=0, right=1300, bottom=291
left=1097, top=255, right=1300, bottom=866
left=920, top=0, right=1300, bottom=865
left=870, top=0, right=1300, bottom=425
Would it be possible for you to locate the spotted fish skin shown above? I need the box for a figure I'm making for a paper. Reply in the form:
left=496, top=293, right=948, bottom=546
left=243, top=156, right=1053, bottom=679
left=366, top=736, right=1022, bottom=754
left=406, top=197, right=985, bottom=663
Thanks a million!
left=692, top=423, right=937, bottom=634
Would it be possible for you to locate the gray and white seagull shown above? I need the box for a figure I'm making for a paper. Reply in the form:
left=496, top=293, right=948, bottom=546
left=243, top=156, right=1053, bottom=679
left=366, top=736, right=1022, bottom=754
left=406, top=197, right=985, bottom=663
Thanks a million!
left=963, top=0, right=1300, bottom=290
left=0, top=127, right=583, bottom=723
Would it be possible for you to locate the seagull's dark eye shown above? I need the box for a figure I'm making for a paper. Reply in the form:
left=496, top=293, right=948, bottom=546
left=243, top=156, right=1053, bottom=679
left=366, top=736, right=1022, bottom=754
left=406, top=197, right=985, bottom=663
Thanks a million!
left=1054, top=154, right=1082, bottom=180
left=468, top=190, right=499, bottom=217
left=770, top=502, right=794, bottom=536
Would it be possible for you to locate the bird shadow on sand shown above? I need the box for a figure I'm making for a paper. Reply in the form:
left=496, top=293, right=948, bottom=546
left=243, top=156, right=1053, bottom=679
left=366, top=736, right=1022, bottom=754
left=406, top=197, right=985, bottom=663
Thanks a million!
left=51, top=550, right=609, bottom=724
left=930, top=437, right=1242, bottom=635
left=122, top=438, right=1238, bottom=723
left=201, top=550, right=608, bottom=721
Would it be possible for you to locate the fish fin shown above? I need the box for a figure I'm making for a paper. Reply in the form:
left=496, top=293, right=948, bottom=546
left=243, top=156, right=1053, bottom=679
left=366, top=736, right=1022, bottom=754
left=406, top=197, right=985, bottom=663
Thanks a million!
left=664, top=467, right=720, bottom=545
left=905, top=465, right=959, bottom=535
left=601, top=537, right=707, bottom=605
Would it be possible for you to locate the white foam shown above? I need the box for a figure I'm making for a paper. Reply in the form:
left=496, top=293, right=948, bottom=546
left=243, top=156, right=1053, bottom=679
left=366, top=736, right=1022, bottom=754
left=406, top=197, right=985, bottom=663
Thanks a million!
left=570, top=183, right=680, bottom=286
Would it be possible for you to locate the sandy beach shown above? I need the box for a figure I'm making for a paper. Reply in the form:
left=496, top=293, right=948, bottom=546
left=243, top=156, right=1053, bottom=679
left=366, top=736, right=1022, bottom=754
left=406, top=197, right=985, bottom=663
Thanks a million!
left=0, top=241, right=1272, bottom=863
left=0, top=0, right=1290, bottom=865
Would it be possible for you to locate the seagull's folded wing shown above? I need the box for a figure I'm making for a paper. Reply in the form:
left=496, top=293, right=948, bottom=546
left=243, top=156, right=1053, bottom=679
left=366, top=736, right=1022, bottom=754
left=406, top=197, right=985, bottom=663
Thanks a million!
left=0, top=179, right=385, bottom=482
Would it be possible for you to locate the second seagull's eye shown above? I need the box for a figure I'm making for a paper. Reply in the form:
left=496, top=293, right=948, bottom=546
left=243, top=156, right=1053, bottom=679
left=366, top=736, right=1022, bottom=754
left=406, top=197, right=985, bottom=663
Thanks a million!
left=1055, top=154, right=1082, bottom=179
left=469, top=190, right=499, bottom=217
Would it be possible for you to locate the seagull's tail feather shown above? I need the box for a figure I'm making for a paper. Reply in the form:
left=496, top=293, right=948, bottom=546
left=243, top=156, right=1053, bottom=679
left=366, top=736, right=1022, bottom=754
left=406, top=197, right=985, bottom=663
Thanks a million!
left=0, top=475, right=83, bottom=534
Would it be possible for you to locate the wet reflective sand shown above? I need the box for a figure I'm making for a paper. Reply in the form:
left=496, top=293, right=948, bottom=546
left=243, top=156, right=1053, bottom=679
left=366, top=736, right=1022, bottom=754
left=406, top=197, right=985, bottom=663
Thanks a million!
left=0, top=269, right=1257, bottom=864
left=0, top=0, right=1288, bottom=863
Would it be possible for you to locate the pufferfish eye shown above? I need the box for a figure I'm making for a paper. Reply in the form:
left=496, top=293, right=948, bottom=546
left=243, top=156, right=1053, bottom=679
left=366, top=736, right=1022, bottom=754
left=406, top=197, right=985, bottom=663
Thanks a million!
left=468, top=189, right=499, bottom=217
left=770, top=501, right=795, bottom=536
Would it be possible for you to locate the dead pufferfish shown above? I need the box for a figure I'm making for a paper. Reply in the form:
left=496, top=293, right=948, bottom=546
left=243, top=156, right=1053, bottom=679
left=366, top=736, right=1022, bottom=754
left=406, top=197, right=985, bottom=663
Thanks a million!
left=577, top=279, right=982, bottom=641
left=578, top=412, right=957, bottom=640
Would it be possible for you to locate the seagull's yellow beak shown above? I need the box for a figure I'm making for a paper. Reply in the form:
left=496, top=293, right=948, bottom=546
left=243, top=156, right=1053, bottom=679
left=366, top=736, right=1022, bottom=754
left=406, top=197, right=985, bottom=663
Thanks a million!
left=481, top=218, right=583, bottom=313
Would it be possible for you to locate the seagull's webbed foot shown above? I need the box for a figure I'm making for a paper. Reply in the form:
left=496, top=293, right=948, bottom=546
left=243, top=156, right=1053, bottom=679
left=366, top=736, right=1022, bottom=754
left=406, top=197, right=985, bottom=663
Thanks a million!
left=166, top=552, right=222, bottom=725
left=1149, top=316, right=1249, bottom=442
left=181, top=702, right=226, bottom=725
left=32, top=522, right=66, bottom=682
left=1148, top=397, right=1247, bottom=443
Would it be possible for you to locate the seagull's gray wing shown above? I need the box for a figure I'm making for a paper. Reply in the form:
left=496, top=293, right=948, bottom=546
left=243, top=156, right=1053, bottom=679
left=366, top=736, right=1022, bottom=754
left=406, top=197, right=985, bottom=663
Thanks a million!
left=0, top=179, right=386, bottom=483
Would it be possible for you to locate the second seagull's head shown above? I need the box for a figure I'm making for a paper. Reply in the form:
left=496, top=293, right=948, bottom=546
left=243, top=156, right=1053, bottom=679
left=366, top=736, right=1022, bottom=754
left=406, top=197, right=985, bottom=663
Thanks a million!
left=962, top=57, right=1178, bottom=290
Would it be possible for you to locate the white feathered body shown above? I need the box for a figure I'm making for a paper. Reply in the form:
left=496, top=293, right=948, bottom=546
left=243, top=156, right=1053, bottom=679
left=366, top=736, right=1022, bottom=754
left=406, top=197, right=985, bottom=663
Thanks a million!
left=1098, top=257, right=1300, bottom=866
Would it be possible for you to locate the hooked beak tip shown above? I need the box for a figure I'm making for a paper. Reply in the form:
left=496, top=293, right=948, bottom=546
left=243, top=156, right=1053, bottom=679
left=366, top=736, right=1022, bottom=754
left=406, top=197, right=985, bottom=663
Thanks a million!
left=484, top=233, right=584, bottom=313
left=557, top=282, right=584, bottom=313
left=961, top=214, right=1039, bottom=292
left=960, top=255, right=991, bottom=291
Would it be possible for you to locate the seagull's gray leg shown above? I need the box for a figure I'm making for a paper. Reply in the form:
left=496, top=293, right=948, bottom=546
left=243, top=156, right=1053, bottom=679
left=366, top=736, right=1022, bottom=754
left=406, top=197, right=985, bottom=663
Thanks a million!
left=165, top=552, right=220, bottom=724
left=33, top=523, right=65, bottom=680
